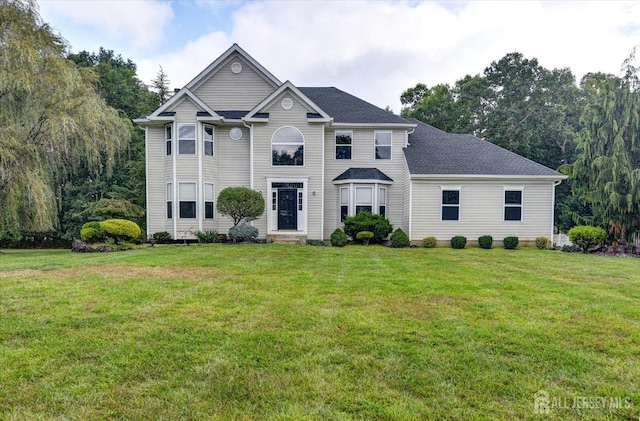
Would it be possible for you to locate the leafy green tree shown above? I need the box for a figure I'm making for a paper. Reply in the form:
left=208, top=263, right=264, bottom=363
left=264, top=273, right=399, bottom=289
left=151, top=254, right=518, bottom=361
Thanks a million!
left=0, top=0, right=130, bottom=233
left=565, top=52, right=640, bottom=241
left=217, top=187, right=265, bottom=226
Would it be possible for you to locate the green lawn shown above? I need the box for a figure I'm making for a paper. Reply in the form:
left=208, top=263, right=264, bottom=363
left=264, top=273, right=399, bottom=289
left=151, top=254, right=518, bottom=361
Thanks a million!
left=0, top=245, right=638, bottom=420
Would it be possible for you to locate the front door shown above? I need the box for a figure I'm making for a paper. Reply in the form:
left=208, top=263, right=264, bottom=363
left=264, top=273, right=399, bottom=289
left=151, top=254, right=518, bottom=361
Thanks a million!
left=278, top=189, right=297, bottom=230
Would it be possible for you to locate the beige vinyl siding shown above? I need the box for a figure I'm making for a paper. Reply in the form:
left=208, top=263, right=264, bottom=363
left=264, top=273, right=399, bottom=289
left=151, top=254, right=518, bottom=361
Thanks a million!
left=401, top=157, right=411, bottom=238
left=410, top=180, right=554, bottom=245
left=192, top=53, right=276, bottom=110
left=323, top=128, right=409, bottom=239
left=146, top=126, right=169, bottom=237
left=252, top=93, right=324, bottom=239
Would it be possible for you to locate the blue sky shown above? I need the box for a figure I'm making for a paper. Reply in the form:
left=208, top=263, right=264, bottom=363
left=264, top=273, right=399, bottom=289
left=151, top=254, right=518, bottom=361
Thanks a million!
left=39, top=0, right=640, bottom=112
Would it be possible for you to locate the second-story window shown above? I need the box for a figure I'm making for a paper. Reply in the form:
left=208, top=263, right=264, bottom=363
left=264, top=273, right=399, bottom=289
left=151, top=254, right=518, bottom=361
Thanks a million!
left=374, top=131, right=391, bottom=160
left=203, top=125, right=214, bottom=156
left=178, top=124, right=196, bottom=155
left=165, top=124, right=172, bottom=156
left=335, top=130, right=352, bottom=160
left=272, top=126, right=304, bottom=166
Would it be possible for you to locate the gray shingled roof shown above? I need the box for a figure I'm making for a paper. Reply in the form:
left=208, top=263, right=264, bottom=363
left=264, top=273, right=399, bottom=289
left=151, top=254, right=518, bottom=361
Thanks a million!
left=334, top=168, right=393, bottom=182
left=299, top=87, right=410, bottom=124
left=404, top=119, right=564, bottom=177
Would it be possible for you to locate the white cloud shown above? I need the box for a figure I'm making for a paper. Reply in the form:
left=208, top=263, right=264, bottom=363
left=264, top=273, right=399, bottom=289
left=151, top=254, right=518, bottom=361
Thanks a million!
left=39, top=0, right=174, bottom=49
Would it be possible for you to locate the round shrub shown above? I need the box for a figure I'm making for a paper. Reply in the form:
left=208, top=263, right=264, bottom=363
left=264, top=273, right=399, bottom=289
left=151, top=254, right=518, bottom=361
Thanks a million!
left=99, top=219, right=141, bottom=243
left=152, top=231, right=172, bottom=244
left=422, top=236, right=437, bottom=248
left=356, top=231, right=374, bottom=245
left=80, top=221, right=105, bottom=243
left=390, top=228, right=410, bottom=248
left=568, top=225, right=606, bottom=253
left=451, top=236, right=466, bottom=249
left=228, top=223, right=258, bottom=243
left=503, top=236, right=519, bottom=250
left=330, top=228, right=348, bottom=247
left=217, top=187, right=265, bottom=226
left=535, top=236, right=551, bottom=250
left=343, top=212, right=393, bottom=244
left=478, top=235, right=493, bottom=249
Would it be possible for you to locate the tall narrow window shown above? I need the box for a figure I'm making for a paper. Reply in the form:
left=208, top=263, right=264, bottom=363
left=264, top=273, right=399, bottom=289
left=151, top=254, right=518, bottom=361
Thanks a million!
left=335, top=131, right=352, bottom=160
left=374, top=131, right=392, bottom=160
left=203, top=125, right=214, bottom=156
left=272, top=126, right=304, bottom=166
left=178, top=124, right=196, bottom=155
left=166, top=182, right=173, bottom=219
left=179, top=182, right=196, bottom=218
left=340, top=187, right=349, bottom=222
left=272, top=191, right=277, bottom=211
left=204, top=183, right=214, bottom=219
left=355, top=187, right=373, bottom=214
left=442, top=190, right=460, bottom=221
left=298, top=191, right=303, bottom=211
left=165, top=124, right=172, bottom=156
left=504, top=190, right=523, bottom=221
left=379, top=187, right=387, bottom=218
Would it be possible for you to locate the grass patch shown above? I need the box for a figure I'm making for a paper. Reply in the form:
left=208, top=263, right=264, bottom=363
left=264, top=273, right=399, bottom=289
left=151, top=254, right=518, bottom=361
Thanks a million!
left=0, top=245, right=638, bottom=419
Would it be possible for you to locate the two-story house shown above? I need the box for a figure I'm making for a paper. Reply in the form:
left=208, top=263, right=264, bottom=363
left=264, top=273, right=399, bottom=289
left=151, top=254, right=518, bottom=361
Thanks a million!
left=134, top=44, right=566, bottom=246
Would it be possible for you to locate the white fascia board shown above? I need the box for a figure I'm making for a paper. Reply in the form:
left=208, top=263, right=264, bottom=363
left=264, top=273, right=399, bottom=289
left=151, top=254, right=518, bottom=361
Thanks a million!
left=243, top=117, right=269, bottom=123
left=133, top=116, right=175, bottom=127
left=244, top=81, right=331, bottom=120
left=410, top=174, right=568, bottom=181
left=308, top=117, right=333, bottom=123
left=331, top=122, right=418, bottom=129
left=151, top=89, right=221, bottom=120
left=186, top=43, right=282, bottom=91
left=333, top=178, right=393, bottom=185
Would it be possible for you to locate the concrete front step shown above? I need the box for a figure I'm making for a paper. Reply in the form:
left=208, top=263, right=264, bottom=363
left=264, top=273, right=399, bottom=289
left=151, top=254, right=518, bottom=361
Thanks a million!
left=267, top=234, right=307, bottom=245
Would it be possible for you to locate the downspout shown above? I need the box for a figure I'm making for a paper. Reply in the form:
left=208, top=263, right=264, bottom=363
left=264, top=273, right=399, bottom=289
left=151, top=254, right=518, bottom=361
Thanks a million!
left=144, top=126, right=150, bottom=238
left=198, top=122, right=203, bottom=233
left=321, top=123, right=325, bottom=240
left=243, top=120, right=254, bottom=189
left=551, top=179, right=563, bottom=242
left=172, top=124, right=177, bottom=241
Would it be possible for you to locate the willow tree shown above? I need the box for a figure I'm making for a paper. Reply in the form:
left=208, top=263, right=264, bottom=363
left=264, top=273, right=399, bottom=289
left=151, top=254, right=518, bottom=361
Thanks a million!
left=566, top=52, right=640, bottom=241
left=0, top=0, right=130, bottom=233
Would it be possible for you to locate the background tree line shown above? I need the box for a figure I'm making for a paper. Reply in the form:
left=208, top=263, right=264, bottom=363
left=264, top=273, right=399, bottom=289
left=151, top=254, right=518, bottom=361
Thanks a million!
left=401, top=51, right=640, bottom=241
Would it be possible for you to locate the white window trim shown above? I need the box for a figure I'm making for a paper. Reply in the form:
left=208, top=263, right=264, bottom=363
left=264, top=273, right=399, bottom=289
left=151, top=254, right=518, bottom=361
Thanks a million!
left=266, top=177, right=308, bottom=235
left=166, top=182, right=173, bottom=220
left=271, top=126, right=305, bottom=167
left=177, top=123, right=197, bottom=155
left=339, top=186, right=349, bottom=222
left=165, top=123, right=173, bottom=156
left=503, top=186, right=525, bottom=222
left=355, top=186, right=374, bottom=214
left=374, top=130, right=392, bottom=160
left=203, top=124, right=214, bottom=157
left=379, top=186, right=387, bottom=217
left=440, top=186, right=461, bottom=222
left=335, top=130, right=353, bottom=160
left=204, top=182, right=215, bottom=219
left=178, top=181, right=198, bottom=219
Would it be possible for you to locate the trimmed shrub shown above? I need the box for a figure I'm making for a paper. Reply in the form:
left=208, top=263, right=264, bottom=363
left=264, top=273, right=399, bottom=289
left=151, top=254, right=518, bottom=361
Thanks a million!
left=535, top=236, right=551, bottom=250
left=422, top=236, right=437, bottom=248
left=568, top=225, right=606, bottom=253
left=451, top=236, right=466, bottom=249
left=80, top=221, right=105, bottom=243
left=196, top=229, right=218, bottom=244
left=503, top=236, right=519, bottom=250
left=343, top=212, right=393, bottom=244
left=217, top=187, right=265, bottom=226
left=390, top=228, right=410, bottom=248
left=228, top=223, right=258, bottom=243
left=152, top=231, right=172, bottom=243
left=330, top=228, right=348, bottom=247
left=356, top=231, right=374, bottom=245
left=478, top=235, right=493, bottom=249
left=0, top=230, right=22, bottom=248
left=306, top=239, right=327, bottom=247
left=100, top=219, right=141, bottom=243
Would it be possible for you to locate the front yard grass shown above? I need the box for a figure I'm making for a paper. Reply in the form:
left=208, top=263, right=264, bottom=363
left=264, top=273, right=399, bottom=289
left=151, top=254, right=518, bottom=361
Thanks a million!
left=0, top=245, right=638, bottom=420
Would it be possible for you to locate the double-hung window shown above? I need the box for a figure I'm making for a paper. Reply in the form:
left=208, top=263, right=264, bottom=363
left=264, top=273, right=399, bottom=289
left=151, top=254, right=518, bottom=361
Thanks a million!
left=442, top=189, right=460, bottom=221
left=335, top=131, right=352, bottom=160
left=204, top=183, right=214, bottom=219
left=355, top=186, right=373, bottom=214
left=179, top=182, right=196, bottom=219
left=165, top=124, right=172, bottom=156
left=178, top=124, right=196, bottom=155
left=504, top=190, right=523, bottom=221
left=374, top=131, right=391, bottom=160
left=272, top=126, right=304, bottom=166
left=166, top=182, right=173, bottom=219
left=340, top=187, right=349, bottom=222
left=379, top=187, right=387, bottom=218
left=203, top=125, right=214, bottom=156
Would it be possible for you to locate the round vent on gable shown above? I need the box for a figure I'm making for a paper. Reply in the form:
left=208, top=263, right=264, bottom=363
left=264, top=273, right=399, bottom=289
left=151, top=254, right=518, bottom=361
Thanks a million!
left=230, top=127, right=243, bottom=140
left=231, top=62, right=242, bottom=74
left=281, top=97, right=293, bottom=110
